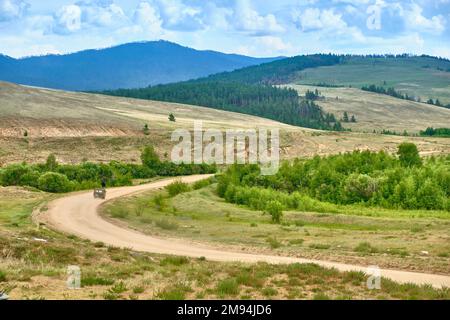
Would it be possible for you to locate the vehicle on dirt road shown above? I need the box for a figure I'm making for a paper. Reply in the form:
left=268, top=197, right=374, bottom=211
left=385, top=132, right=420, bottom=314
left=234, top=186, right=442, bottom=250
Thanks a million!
left=93, top=188, right=106, bottom=199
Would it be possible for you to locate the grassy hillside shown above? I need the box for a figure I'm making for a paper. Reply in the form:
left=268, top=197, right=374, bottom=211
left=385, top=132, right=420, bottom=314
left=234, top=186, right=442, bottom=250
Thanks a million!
left=1, top=82, right=449, bottom=165
left=287, top=85, right=450, bottom=133
left=294, top=55, right=450, bottom=105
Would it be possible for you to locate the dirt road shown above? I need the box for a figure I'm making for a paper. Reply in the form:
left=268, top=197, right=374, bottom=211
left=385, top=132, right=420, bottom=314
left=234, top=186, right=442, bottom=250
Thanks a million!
left=37, top=175, right=450, bottom=288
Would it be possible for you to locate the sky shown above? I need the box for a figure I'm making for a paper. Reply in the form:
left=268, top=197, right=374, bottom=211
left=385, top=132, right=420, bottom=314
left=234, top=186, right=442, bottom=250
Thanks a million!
left=0, top=0, right=449, bottom=58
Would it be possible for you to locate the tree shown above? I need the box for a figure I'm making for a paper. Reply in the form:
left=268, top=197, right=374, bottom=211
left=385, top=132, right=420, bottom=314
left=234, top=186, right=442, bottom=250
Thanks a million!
left=143, top=124, right=150, bottom=135
left=264, top=200, right=283, bottom=224
left=23, top=130, right=28, bottom=137
left=45, top=154, right=58, bottom=171
left=350, top=115, right=356, bottom=123
left=169, top=113, right=176, bottom=122
left=342, top=112, right=349, bottom=122
left=38, top=172, right=71, bottom=193
left=141, top=146, right=160, bottom=168
left=397, top=143, right=422, bottom=167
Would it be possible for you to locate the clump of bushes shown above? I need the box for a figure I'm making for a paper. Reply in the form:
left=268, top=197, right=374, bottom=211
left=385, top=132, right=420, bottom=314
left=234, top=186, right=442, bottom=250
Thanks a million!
left=0, top=147, right=216, bottom=193
left=264, top=200, right=283, bottom=223
left=165, top=180, right=190, bottom=197
left=38, top=172, right=71, bottom=193
left=217, top=145, right=449, bottom=211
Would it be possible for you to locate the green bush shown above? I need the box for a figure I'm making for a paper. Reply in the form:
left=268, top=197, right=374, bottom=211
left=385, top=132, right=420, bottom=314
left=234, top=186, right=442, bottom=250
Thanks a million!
left=264, top=200, right=283, bottom=223
left=19, top=170, right=41, bottom=188
left=0, top=151, right=216, bottom=193
left=0, top=164, right=31, bottom=186
left=141, top=146, right=160, bottom=168
left=397, top=142, right=422, bottom=167
left=165, top=180, right=190, bottom=197
left=217, top=146, right=449, bottom=211
left=193, top=177, right=214, bottom=190
left=38, top=172, right=71, bottom=193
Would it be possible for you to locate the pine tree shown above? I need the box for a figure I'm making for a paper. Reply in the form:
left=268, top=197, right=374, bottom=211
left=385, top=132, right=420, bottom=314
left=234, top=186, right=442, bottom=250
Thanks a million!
left=343, top=112, right=349, bottom=122
left=169, top=113, right=176, bottom=122
left=143, top=124, right=150, bottom=135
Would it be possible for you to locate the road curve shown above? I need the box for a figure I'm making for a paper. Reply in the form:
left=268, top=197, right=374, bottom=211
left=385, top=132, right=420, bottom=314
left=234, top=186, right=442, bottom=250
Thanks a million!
left=37, top=175, right=450, bottom=288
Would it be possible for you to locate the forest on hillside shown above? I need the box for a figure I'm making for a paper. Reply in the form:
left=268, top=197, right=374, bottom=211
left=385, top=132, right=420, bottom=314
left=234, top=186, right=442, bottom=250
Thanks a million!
left=104, top=81, right=342, bottom=130
left=102, top=55, right=344, bottom=130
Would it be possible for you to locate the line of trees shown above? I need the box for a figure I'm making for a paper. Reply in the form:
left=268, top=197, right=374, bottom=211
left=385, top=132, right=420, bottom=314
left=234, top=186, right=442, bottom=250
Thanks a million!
left=217, top=144, right=450, bottom=211
left=362, top=84, right=450, bottom=109
left=0, top=147, right=216, bottom=193
left=420, top=127, right=450, bottom=137
left=361, top=84, right=416, bottom=101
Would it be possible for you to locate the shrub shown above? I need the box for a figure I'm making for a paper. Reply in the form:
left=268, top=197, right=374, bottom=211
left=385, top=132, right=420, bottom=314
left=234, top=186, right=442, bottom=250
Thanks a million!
left=354, top=242, right=378, bottom=254
left=153, top=194, right=166, bottom=211
left=156, top=282, right=191, bottom=300
left=216, top=278, right=239, bottom=296
left=160, top=256, right=189, bottom=266
left=193, top=178, right=213, bottom=190
left=155, top=218, right=178, bottom=230
left=81, top=276, right=114, bottom=287
left=398, top=143, right=422, bottom=167
left=141, top=146, right=160, bottom=168
left=0, top=164, right=31, bottom=186
left=165, top=180, right=190, bottom=197
left=343, top=174, right=379, bottom=203
left=134, top=202, right=146, bottom=216
left=0, top=269, right=6, bottom=282
left=264, top=200, right=283, bottom=223
left=45, top=154, right=58, bottom=171
left=266, top=237, right=282, bottom=249
left=110, top=207, right=128, bottom=218
left=38, top=172, right=71, bottom=193
left=19, top=170, right=41, bottom=188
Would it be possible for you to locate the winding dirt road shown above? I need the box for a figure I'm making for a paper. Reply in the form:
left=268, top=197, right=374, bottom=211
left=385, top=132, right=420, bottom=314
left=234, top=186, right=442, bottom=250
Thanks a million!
left=37, top=175, right=450, bottom=288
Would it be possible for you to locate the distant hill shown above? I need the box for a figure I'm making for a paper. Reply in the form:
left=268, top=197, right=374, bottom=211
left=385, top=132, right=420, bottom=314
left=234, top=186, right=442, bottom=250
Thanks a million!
left=0, top=41, right=281, bottom=91
left=294, top=55, right=450, bottom=105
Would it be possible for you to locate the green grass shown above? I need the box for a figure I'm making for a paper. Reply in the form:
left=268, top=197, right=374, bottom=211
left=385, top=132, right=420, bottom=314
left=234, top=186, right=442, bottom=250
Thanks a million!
left=295, top=56, right=450, bottom=104
left=101, top=184, right=450, bottom=275
left=1, top=187, right=448, bottom=300
left=81, top=276, right=115, bottom=287
left=216, top=278, right=240, bottom=297
left=354, top=242, right=379, bottom=254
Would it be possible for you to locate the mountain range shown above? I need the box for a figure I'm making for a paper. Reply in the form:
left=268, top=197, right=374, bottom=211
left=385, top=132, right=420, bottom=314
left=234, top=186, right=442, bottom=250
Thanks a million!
left=0, top=41, right=281, bottom=91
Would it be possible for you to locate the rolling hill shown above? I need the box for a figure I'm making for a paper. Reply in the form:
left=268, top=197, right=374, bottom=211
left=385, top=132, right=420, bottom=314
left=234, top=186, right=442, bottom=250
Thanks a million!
left=0, top=81, right=449, bottom=165
left=287, top=85, right=450, bottom=134
left=294, top=55, right=450, bottom=105
left=0, top=41, right=281, bottom=91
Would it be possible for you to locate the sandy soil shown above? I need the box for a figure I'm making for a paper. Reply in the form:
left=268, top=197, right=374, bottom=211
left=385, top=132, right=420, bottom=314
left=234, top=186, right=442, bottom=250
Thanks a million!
left=35, top=175, right=450, bottom=289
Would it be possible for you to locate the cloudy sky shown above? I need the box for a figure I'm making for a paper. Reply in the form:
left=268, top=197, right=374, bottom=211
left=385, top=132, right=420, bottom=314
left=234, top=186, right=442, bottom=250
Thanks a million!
left=0, top=0, right=449, bottom=58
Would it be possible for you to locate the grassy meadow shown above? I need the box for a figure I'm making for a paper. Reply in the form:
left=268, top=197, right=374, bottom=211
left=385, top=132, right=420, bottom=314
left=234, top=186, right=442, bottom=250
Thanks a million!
left=0, top=186, right=449, bottom=300
left=101, top=183, right=450, bottom=275
left=295, top=57, right=450, bottom=104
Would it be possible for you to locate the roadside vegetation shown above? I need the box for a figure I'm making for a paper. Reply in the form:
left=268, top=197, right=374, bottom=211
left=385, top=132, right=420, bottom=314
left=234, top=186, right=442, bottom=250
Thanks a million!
left=0, top=146, right=216, bottom=193
left=218, top=144, right=449, bottom=212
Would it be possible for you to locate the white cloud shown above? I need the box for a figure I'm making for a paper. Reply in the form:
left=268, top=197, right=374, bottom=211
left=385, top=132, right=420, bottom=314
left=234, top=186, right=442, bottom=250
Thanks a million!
left=0, top=0, right=28, bottom=22
left=232, top=0, right=284, bottom=36
left=148, top=0, right=204, bottom=31
left=292, top=7, right=366, bottom=43
left=293, top=7, right=346, bottom=32
left=236, top=36, right=294, bottom=57
left=52, top=0, right=128, bottom=34
left=133, top=1, right=162, bottom=34
left=402, top=3, right=446, bottom=34
left=53, top=4, right=82, bottom=34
